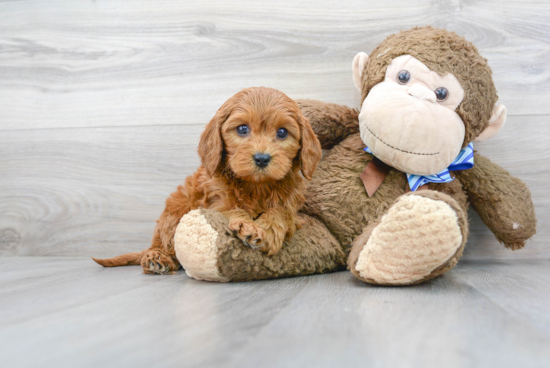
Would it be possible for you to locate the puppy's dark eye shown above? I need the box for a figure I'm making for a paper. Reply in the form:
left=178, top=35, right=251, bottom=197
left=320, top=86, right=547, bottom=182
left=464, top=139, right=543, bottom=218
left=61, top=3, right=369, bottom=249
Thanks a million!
left=236, top=125, right=249, bottom=136
left=397, top=70, right=410, bottom=84
left=435, top=87, right=449, bottom=101
left=276, top=128, right=288, bottom=139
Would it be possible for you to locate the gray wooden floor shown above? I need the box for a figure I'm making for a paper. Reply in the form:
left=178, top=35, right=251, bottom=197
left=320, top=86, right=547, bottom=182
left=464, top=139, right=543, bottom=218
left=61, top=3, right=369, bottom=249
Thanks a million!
left=1, top=257, right=550, bottom=368
left=1, top=1, right=550, bottom=367
left=1, top=0, right=549, bottom=260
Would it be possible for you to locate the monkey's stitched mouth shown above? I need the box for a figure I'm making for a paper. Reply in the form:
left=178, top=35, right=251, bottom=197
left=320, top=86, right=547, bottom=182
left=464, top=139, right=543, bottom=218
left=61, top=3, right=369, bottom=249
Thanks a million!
left=364, top=124, right=440, bottom=156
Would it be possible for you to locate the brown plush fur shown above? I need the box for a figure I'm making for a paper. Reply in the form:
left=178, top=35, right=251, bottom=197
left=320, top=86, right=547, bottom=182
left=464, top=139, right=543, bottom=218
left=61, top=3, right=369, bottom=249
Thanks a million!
left=455, top=154, right=537, bottom=249
left=176, top=27, right=536, bottom=285
left=297, top=100, right=360, bottom=149
left=302, top=133, right=472, bottom=253
left=93, top=87, right=322, bottom=274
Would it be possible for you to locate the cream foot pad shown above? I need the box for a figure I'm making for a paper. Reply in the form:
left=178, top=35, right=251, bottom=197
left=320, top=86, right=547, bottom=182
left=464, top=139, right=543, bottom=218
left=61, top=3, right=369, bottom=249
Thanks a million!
left=355, top=194, right=463, bottom=284
left=174, top=209, right=229, bottom=282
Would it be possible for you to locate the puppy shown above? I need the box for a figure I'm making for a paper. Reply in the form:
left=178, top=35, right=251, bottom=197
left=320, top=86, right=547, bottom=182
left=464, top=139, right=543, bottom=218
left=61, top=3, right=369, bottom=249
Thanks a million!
left=93, top=87, right=322, bottom=274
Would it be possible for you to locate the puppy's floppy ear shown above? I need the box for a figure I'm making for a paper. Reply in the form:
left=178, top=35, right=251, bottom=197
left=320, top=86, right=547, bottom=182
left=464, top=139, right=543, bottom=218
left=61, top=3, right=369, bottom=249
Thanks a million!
left=198, top=104, right=230, bottom=176
left=298, top=114, right=322, bottom=180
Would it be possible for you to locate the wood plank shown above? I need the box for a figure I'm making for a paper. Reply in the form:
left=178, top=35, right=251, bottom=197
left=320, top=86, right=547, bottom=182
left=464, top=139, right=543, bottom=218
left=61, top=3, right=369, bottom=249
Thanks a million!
left=0, top=115, right=547, bottom=259
left=230, top=262, right=550, bottom=368
left=0, top=0, right=549, bottom=131
left=1, top=258, right=549, bottom=368
left=0, top=124, right=201, bottom=257
left=0, top=257, right=310, bottom=368
left=456, top=260, right=550, bottom=333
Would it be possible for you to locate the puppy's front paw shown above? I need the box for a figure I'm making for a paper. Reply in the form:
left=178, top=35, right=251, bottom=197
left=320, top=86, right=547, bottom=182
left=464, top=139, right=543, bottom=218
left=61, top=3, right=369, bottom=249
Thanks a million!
left=258, top=235, right=284, bottom=256
left=229, top=218, right=266, bottom=250
left=141, top=250, right=179, bottom=275
left=255, top=226, right=286, bottom=256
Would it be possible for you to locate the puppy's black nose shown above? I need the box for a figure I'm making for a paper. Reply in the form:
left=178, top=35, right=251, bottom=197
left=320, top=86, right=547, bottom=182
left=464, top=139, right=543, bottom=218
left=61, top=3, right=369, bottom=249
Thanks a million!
left=253, top=153, right=271, bottom=168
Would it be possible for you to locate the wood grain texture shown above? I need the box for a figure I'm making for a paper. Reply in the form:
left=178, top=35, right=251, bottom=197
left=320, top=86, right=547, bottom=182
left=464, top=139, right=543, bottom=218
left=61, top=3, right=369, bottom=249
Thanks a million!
left=1, top=115, right=547, bottom=259
left=0, top=0, right=549, bottom=131
left=0, top=0, right=549, bottom=259
left=1, top=257, right=550, bottom=368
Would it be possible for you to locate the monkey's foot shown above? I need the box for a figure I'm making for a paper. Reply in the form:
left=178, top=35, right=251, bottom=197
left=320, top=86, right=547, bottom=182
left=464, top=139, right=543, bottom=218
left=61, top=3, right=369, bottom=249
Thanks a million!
left=174, top=209, right=231, bottom=282
left=348, top=191, right=468, bottom=285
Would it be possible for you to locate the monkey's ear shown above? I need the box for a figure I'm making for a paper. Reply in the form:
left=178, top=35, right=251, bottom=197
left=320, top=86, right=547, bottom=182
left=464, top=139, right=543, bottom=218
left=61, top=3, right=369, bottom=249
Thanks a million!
left=352, top=52, right=369, bottom=92
left=475, top=105, right=507, bottom=142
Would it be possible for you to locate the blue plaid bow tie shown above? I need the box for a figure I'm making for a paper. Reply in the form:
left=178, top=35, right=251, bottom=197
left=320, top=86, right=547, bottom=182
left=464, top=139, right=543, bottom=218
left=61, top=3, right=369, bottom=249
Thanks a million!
left=363, top=143, right=474, bottom=191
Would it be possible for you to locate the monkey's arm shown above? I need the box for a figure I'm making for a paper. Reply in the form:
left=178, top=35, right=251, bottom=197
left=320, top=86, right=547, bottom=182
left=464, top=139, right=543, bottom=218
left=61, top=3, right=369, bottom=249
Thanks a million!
left=455, top=154, right=536, bottom=250
left=297, top=99, right=359, bottom=149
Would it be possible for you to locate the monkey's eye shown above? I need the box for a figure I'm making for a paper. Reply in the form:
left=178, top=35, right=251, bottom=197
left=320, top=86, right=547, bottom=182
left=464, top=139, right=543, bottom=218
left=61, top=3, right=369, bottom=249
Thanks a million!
left=277, top=128, right=288, bottom=139
left=236, top=125, right=250, bottom=136
left=397, top=70, right=410, bottom=84
left=435, top=87, right=449, bottom=101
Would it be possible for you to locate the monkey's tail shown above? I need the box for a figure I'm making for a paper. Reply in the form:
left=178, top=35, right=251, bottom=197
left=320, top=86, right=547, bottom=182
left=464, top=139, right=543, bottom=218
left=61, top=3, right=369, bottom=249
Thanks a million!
left=92, top=251, right=143, bottom=267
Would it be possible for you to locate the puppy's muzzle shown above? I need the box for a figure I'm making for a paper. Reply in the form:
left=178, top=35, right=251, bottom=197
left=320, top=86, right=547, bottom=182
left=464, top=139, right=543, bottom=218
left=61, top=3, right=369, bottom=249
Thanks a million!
left=253, top=153, right=271, bottom=168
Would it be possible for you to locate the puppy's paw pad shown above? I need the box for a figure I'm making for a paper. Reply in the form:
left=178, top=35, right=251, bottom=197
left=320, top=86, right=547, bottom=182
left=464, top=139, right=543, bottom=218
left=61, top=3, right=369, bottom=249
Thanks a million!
left=230, top=220, right=266, bottom=249
left=259, top=235, right=284, bottom=256
left=228, top=219, right=244, bottom=232
left=141, top=250, right=177, bottom=275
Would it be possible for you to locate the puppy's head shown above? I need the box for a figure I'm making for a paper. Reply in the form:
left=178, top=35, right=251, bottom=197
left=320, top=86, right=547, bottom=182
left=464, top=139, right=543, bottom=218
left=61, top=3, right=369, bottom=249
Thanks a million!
left=198, top=87, right=322, bottom=182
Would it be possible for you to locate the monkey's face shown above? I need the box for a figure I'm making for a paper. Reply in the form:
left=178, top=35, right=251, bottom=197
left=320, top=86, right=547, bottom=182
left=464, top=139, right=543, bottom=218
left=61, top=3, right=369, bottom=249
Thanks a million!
left=358, top=55, right=466, bottom=175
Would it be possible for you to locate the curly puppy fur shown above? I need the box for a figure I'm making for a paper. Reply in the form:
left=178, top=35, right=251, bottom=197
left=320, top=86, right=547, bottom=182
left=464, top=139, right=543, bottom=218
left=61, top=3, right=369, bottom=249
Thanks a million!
left=93, top=87, right=322, bottom=274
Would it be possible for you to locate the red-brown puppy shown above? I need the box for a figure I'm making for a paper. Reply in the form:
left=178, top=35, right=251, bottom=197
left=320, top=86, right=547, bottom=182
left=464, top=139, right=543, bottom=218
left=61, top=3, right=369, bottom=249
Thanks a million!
left=93, top=87, right=322, bottom=274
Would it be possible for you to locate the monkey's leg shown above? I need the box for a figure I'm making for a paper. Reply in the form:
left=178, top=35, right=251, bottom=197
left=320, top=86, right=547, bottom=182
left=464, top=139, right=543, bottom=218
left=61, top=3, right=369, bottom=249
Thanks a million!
left=348, top=190, right=468, bottom=285
left=173, top=209, right=347, bottom=282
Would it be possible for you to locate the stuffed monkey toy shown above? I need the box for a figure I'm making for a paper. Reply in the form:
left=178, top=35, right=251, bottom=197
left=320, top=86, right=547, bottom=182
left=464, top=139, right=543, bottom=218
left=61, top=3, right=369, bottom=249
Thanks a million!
left=174, top=26, right=536, bottom=285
